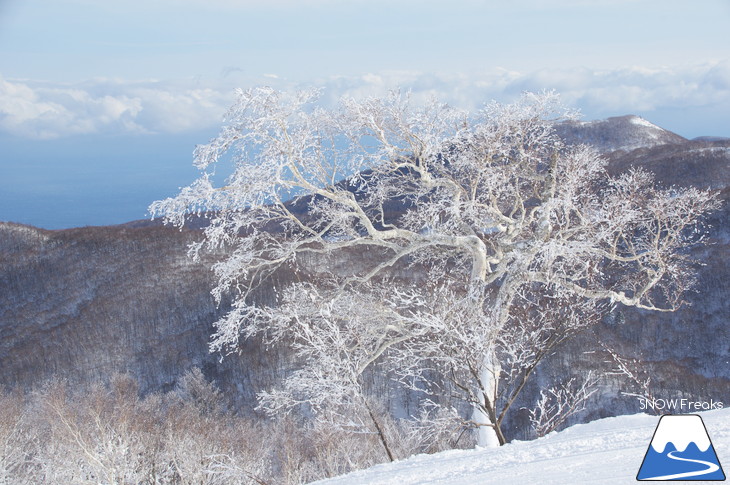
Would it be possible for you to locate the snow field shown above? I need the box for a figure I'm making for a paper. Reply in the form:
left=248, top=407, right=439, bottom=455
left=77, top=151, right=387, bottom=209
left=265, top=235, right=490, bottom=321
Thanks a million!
left=312, top=407, right=729, bottom=485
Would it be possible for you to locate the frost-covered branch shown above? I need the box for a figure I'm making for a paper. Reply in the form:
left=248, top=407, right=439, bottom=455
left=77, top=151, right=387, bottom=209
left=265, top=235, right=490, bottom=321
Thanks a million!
left=602, top=343, right=661, bottom=415
left=151, top=87, right=719, bottom=449
left=528, top=372, right=600, bottom=437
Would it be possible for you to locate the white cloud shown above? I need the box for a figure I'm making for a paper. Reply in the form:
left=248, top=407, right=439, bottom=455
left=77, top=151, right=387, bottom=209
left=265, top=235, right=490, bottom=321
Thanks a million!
left=517, top=62, right=730, bottom=116
left=0, top=77, right=233, bottom=139
left=324, top=61, right=730, bottom=120
left=2, top=61, right=729, bottom=139
left=0, top=77, right=141, bottom=139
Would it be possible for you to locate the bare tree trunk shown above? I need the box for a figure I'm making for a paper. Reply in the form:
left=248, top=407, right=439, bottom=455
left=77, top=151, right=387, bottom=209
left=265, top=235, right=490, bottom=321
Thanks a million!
left=472, top=405, right=503, bottom=447
left=363, top=398, right=395, bottom=462
left=473, top=354, right=504, bottom=447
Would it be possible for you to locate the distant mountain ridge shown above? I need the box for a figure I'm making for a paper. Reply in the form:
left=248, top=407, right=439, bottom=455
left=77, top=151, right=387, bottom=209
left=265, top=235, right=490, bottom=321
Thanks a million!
left=1, top=115, right=728, bottom=440
left=693, top=136, right=730, bottom=142
left=556, top=114, right=687, bottom=153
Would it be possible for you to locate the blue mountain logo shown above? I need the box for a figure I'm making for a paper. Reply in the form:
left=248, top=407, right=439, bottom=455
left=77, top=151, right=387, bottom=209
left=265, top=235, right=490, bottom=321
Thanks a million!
left=637, top=414, right=725, bottom=481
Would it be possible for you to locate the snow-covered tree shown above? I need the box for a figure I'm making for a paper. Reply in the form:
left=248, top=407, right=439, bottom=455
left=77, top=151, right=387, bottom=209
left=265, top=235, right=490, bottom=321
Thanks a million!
left=150, top=88, right=719, bottom=447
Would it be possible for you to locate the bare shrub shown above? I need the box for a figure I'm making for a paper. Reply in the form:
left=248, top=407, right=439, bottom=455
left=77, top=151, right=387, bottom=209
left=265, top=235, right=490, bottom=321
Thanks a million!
left=0, top=370, right=468, bottom=484
left=527, top=372, right=600, bottom=437
left=0, top=391, right=39, bottom=484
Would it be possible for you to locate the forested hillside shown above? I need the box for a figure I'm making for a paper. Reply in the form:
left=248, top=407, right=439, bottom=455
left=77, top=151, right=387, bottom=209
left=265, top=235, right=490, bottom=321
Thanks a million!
left=1, top=124, right=728, bottom=441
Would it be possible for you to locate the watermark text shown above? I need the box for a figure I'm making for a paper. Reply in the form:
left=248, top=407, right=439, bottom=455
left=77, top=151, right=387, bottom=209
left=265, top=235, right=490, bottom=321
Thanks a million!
left=638, top=397, right=724, bottom=412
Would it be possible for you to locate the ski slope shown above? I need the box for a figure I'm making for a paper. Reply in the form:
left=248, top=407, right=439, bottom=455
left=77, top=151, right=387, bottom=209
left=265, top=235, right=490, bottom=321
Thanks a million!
left=311, top=408, right=729, bottom=485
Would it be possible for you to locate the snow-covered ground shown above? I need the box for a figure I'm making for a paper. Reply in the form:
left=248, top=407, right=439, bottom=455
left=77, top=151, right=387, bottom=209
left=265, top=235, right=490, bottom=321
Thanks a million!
left=311, top=408, right=729, bottom=485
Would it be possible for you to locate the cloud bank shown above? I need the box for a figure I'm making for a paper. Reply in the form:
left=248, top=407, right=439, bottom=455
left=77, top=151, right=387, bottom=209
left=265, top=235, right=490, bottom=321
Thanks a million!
left=2, top=61, right=729, bottom=139
left=0, top=77, right=232, bottom=139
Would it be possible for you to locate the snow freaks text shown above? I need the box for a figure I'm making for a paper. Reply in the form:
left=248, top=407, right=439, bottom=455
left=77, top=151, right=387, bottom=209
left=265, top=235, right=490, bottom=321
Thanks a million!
left=638, top=398, right=724, bottom=412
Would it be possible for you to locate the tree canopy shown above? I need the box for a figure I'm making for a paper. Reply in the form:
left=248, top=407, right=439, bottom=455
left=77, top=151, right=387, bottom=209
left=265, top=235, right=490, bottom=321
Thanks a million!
left=151, top=88, right=719, bottom=448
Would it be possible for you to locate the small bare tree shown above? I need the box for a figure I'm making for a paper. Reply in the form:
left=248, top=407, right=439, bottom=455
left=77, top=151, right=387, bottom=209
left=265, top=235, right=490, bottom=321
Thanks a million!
left=602, top=343, right=662, bottom=415
left=528, top=372, right=600, bottom=438
left=151, top=88, right=719, bottom=447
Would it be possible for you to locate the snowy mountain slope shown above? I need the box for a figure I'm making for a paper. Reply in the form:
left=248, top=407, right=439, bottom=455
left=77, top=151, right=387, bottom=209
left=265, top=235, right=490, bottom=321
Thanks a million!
left=556, top=114, right=687, bottom=153
left=311, top=408, right=729, bottom=485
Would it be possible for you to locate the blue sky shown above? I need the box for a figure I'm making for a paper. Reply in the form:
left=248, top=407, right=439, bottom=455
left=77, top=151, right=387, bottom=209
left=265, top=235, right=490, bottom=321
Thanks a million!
left=1, top=0, right=729, bottom=228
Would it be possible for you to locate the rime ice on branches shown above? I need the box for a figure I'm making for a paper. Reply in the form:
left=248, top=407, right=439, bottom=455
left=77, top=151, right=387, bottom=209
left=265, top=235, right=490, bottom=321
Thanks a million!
left=151, top=88, right=719, bottom=448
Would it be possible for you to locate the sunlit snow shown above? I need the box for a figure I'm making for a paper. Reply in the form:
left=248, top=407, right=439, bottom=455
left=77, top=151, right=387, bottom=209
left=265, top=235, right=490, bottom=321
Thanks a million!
left=628, top=115, right=661, bottom=130
left=311, top=408, right=729, bottom=485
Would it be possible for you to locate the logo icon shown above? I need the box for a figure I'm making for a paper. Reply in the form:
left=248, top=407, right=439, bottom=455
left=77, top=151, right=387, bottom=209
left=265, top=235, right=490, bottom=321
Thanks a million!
left=637, top=414, right=725, bottom=481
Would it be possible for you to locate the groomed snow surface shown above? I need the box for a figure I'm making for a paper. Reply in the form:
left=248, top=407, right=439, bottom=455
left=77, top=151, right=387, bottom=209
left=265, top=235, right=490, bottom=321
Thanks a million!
left=312, top=408, right=728, bottom=485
